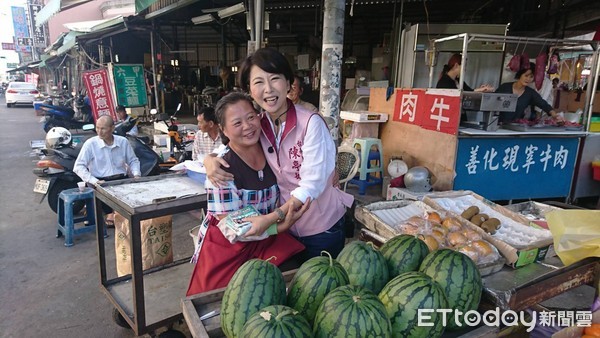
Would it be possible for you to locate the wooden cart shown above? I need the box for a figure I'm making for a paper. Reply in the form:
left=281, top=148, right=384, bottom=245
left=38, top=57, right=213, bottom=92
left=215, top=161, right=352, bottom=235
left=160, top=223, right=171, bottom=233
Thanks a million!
left=94, top=174, right=207, bottom=336
left=181, top=270, right=297, bottom=338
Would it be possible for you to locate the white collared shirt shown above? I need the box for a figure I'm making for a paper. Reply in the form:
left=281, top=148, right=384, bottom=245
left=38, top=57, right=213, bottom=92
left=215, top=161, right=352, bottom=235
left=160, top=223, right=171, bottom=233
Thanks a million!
left=74, top=135, right=141, bottom=184
left=267, top=114, right=336, bottom=203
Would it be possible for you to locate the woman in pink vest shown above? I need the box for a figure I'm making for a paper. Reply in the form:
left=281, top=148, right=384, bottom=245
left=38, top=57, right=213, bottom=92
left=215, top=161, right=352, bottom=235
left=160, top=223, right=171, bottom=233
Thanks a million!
left=205, top=48, right=354, bottom=262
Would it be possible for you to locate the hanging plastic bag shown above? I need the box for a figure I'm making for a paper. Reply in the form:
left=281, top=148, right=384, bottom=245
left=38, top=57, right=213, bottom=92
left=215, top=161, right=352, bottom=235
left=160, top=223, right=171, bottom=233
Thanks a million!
left=520, top=52, right=530, bottom=71
left=535, top=53, right=548, bottom=90
left=546, top=210, right=600, bottom=266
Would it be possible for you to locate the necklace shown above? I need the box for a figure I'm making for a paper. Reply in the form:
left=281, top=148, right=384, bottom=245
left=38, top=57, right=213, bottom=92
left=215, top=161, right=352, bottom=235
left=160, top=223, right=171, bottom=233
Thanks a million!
left=274, top=111, right=287, bottom=126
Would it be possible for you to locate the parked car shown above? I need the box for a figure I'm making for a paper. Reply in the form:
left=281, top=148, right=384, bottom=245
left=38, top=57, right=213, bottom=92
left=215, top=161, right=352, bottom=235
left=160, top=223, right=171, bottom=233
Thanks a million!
left=5, top=81, right=39, bottom=107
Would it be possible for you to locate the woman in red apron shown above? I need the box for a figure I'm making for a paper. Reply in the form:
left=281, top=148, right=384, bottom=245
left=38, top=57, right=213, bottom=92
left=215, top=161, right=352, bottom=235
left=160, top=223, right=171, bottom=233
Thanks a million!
left=186, top=92, right=306, bottom=296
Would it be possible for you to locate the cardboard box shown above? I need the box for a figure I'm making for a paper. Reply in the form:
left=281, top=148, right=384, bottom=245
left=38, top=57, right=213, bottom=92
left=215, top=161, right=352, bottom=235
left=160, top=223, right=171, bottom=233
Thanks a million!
left=386, top=185, right=431, bottom=201
left=503, top=201, right=562, bottom=229
left=423, top=191, right=554, bottom=268
left=354, top=199, right=505, bottom=276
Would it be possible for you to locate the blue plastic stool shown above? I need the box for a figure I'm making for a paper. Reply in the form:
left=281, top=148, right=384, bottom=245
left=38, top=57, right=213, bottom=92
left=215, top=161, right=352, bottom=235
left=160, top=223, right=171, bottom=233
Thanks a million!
left=57, top=187, right=107, bottom=247
left=348, top=138, right=384, bottom=195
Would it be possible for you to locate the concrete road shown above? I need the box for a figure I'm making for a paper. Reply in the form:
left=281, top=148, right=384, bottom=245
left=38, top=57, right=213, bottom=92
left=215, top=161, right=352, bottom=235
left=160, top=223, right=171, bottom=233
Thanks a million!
left=0, top=98, right=196, bottom=337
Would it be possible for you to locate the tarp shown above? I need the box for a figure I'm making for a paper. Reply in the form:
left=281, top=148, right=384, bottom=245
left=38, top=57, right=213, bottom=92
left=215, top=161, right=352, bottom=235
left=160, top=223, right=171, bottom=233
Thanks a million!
left=63, top=16, right=125, bottom=33
left=35, top=0, right=93, bottom=26
left=135, top=0, right=159, bottom=13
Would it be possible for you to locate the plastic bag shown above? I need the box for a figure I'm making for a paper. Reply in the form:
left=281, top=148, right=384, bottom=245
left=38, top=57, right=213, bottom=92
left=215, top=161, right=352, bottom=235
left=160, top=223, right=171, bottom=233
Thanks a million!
left=520, top=53, right=530, bottom=71
left=546, top=210, right=600, bottom=266
left=535, top=53, right=548, bottom=90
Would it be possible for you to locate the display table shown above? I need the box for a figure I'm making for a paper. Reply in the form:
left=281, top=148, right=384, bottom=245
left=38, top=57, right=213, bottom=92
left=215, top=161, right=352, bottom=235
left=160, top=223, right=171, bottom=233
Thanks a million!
left=358, top=229, right=598, bottom=311
left=94, top=174, right=206, bottom=336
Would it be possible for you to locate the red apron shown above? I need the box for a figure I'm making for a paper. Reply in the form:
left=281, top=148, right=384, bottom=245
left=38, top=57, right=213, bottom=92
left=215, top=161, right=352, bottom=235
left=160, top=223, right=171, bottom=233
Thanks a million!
left=186, top=215, right=305, bottom=296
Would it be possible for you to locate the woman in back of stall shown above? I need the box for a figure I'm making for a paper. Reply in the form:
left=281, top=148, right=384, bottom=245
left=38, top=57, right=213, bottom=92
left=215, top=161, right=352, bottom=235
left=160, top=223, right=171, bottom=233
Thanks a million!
left=495, top=63, right=564, bottom=124
left=436, top=53, right=494, bottom=92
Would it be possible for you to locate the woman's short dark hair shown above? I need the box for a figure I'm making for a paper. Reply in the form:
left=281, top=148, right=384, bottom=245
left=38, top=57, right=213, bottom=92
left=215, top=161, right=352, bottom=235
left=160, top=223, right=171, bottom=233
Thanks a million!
left=515, top=62, right=536, bottom=79
left=214, top=92, right=256, bottom=145
left=237, top=48, right=294, bottom=92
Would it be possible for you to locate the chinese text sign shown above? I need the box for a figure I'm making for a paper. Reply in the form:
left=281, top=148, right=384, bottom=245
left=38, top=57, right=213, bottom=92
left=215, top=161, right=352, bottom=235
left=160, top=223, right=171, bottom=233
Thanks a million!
left=454, top=137, right=579, bottom=200
left=393, top=88, right=460, bottom=135
left=82, top=69, right=117, bottom=122
left=112, top=64, right=147, bottom=107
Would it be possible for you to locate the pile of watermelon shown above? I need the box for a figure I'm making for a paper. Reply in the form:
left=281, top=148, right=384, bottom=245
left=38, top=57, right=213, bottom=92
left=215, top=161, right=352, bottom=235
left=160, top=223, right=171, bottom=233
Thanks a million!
left=219, top=235, right=483, bottom=338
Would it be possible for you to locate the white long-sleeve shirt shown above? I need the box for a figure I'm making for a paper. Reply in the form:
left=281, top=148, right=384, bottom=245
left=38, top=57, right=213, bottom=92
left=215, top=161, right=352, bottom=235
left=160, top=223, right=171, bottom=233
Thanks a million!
left=270, top=115, right=336, bottom=203
left=74, top=135, right=141, bottom=184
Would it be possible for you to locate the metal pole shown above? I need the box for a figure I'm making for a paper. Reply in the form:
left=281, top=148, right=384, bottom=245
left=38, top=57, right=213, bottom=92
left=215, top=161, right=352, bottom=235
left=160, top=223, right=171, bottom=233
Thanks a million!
left=319, top=0, right=345, bottom=142
left=255, top=0, right=264, bottom=51
left=458, top=33, right=469, bottom=91
left=150, top=27, right=160, bottom=111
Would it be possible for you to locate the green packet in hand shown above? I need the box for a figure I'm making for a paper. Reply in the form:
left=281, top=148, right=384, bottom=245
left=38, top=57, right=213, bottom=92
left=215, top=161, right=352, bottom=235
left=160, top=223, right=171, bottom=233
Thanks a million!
left=224, top=205, right=278, bottom=238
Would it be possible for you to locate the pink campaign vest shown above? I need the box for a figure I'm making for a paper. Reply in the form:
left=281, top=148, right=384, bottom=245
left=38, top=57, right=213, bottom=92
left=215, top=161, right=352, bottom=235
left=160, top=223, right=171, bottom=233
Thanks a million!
left=260, top=100, right=354, bottom=237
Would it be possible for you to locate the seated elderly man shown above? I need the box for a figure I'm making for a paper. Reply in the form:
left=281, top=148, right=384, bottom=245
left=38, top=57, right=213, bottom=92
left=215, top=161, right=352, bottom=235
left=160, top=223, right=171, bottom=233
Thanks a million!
left=74, top=115, right=141, bottom=225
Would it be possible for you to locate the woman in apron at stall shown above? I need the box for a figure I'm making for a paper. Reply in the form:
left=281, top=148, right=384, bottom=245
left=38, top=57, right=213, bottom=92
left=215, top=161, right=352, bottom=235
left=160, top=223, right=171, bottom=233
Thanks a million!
left=186, top=92, right=307, bottom=296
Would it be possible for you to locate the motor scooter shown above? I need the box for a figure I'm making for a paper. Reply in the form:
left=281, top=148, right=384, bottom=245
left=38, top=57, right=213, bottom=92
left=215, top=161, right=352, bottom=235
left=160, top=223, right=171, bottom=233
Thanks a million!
left=151, top=103, right=193, bottom=164
left=37, top=95, right=94, bottom=132
left=33, top=118, right=161, bottom=214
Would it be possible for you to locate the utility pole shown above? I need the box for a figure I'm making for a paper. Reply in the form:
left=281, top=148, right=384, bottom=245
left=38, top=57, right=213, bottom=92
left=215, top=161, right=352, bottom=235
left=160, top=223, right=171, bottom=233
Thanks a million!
left=319, top=0, right=345, bottom=142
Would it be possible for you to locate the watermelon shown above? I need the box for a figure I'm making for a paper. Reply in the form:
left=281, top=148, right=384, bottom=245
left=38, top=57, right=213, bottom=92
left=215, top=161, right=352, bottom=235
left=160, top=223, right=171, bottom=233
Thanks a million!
left=240, top=305, right=313, bottom=338
left=337, top=241, right=389, bottom=294
left=418, top=249, right=482, bottom=330
left=221, top=259, right=286, bottom=338
left=378, top=271, right=448, bottom=338
left=287, top=251, right=349, bottom=325
left=313, top=284, right=391, bottom=338
left=379, top=235, right=429, bottom=277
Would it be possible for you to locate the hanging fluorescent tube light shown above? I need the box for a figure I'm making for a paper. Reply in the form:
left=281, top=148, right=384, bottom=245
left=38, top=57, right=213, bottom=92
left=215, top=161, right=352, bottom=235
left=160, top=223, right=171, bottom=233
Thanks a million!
left=217, top=2, right=245, bottom=19
left=192, top=14, right=215, bottom=25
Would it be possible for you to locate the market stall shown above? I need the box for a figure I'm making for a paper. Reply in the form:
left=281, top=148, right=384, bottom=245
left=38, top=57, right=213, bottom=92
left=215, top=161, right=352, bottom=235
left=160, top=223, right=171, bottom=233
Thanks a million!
left=180, top=193, right=599, bottom=337
left=373, top=33, right=600, bottom=201
left=94, top=174, right=206, bottom=336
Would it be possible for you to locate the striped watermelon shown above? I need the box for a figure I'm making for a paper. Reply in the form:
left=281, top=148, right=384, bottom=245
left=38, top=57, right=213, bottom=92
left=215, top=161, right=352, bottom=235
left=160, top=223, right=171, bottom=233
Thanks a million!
left=240, top=305, right=313, bottom=338
left=378, top=271, right=448, bottom=338
left=337, top=241, right=389, bottom=294
left=418, top=249, right=482, bottom=330
left=221, top=259, right=286, bottom=338
left=380, top=235, right=429, bottom=277
left=287, top=251, right=349, bottom=325
left=313, top=284, right=391, bottom=338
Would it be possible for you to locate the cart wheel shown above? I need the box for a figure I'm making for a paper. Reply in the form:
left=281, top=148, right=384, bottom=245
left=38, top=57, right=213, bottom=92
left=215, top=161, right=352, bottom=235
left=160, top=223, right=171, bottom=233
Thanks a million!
left=112, top=308, right=131, bottom=329
left=158, top=329, right=185, bottom=338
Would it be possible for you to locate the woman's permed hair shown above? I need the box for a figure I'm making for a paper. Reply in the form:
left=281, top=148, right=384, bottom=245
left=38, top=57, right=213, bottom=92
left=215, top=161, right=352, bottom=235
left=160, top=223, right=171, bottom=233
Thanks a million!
left=214, top=92, right=256, bottom=145
left=237, top=47, right=294, bottom=92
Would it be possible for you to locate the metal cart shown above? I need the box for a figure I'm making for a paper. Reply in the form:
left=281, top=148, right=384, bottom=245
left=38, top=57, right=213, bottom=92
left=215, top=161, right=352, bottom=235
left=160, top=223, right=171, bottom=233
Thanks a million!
left=94, top=174, right=206, bottom=336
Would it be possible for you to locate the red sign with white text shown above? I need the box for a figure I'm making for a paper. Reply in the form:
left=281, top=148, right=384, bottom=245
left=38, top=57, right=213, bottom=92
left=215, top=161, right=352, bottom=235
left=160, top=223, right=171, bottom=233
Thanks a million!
left=393, top=89, right=425, bottom=125
left=82, top=69, right=117, bottom=122
left=393, top=88, right=460, bottom=135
